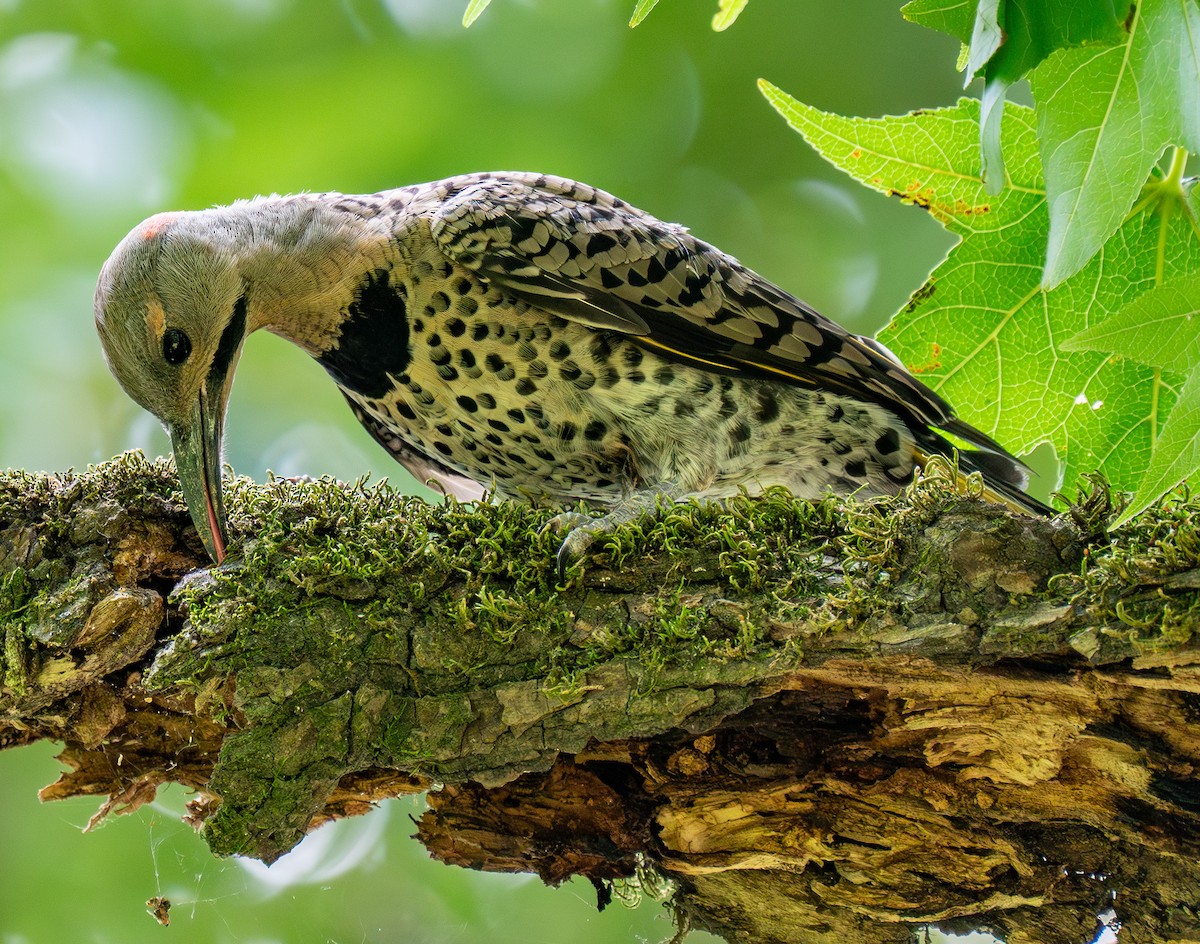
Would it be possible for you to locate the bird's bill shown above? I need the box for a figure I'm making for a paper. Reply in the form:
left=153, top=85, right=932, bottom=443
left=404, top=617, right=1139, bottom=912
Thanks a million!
left=169, top=390, right=228, bottom=564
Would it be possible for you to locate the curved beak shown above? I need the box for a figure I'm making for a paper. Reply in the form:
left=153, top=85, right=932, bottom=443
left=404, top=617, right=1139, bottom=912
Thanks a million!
left=169, top=382, right=230, bottom=564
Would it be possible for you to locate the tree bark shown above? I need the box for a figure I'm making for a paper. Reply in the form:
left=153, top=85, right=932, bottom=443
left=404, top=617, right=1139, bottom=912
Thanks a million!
left=1, top=453, right=1198, bottom=944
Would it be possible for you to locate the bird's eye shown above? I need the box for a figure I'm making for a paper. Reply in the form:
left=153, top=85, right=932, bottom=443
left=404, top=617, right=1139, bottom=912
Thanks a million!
left=162, top=328, right=192, bottom=365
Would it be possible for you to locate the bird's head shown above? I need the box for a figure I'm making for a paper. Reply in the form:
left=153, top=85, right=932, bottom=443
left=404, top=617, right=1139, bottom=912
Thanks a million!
left=95, top=211, right=250, bottom=563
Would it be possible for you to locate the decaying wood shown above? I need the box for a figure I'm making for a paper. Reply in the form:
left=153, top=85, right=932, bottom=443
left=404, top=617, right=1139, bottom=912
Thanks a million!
left=1, top=453, right=1198, bottom=944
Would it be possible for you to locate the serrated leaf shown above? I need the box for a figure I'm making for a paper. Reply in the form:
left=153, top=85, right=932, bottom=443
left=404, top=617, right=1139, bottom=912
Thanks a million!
left=1032, top=0, right=1200, bottom=287
left=1063, top=269, right=1200, bottom=372
left=712, top=0, right=749, bottom=30
left=901, top=0, right=976, bottom=43
left=1122, top=366, right=1200, bottom=522
left=462, top=0, right=492, bottom=27
left=758, top=82, right=1200, bottom=498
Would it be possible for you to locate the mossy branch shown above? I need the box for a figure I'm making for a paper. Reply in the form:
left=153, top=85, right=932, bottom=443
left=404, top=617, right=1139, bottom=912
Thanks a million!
left=2, top=452, right=1199, bottom=944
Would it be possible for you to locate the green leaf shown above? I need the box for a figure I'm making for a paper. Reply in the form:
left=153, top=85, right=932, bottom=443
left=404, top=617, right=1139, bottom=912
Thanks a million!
left=462, top=0, right=492, bottom=27
left=1063, top=269, right=1200, bottom=372
left=1124, top=366, right=1200, bottom=522
left=758, top=82, right=1200, bottom=498
left=712, top=0, right=749, bottom=30
left=901, top=0, right=975, bottom=43
left=905, top=0, right=1126, bottom=194
left=629, top=0, right=662, bottom=27
left=977, top=71, right=1011, bottom=194
left=977, top=0, right=1124, bottom=193
left=965, top=0, right=1004, bottom=80
left=1032, top=0, right=1200, bottom=287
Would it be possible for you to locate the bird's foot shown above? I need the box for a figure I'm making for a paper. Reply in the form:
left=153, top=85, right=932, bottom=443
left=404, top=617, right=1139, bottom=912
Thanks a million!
left=545, top=483, right=686, bottom=581
left=541, top=511, right=604, bottom=580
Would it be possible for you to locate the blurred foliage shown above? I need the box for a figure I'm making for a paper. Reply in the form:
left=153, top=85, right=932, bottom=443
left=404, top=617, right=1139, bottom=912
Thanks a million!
left=0, top=0, right=1021, bottom=942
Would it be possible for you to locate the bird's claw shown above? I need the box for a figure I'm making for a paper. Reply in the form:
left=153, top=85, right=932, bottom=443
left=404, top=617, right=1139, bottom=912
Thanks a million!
left=554, top=525, right=603, bottom=582
left=542, top=511, right=602, bottom=581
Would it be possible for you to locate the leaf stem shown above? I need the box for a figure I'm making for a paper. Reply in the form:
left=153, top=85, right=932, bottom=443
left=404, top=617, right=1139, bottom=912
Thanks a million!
left=1163, top=147, right=1190, bottom=192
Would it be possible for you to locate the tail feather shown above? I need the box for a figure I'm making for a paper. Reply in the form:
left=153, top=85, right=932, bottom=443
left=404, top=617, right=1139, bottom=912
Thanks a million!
left=915, top=420, right=1054, bottom=517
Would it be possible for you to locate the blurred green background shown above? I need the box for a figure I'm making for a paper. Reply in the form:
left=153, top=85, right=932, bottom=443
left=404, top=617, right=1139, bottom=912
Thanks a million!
left=0, top=1, right=970, bottom=941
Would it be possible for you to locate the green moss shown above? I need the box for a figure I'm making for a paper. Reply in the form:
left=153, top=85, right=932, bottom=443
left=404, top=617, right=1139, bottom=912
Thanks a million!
left=10, top=452, right=1200, bottom=862
left=1050, top=481, right=1200, bottom=653
left=0, top=568, right=33, bottom=625
left=161, top=456, right=1085, bottom=708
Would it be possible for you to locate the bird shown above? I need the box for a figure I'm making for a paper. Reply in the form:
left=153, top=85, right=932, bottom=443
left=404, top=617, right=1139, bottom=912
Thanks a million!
left=94, top=171, right=1051, bottom=571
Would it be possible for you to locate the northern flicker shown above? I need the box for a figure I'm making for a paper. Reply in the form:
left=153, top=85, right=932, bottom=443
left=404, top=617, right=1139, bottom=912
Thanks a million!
left=94, top=172, right=1049, bottom=569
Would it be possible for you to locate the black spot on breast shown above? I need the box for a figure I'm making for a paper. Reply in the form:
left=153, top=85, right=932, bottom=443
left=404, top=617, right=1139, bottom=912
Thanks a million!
left=754, top=390, right=779, bottom=423
left=589, top=333, right=616, bottom=360
left=569, top=368, right=595, bottom=390
left=318, top=268, right=410, bottom=399
left=875, top=428, right=901, bottom=455
left=844, top=459, right=867, bottom=479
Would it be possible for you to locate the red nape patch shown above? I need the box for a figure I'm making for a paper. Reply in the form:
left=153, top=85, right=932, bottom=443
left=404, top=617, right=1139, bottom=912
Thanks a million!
left=140, top=213, right=179, bottom=240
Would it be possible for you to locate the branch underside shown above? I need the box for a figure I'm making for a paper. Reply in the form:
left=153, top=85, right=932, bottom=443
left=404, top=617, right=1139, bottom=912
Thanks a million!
left=2, top=453, right=1198, bottom=944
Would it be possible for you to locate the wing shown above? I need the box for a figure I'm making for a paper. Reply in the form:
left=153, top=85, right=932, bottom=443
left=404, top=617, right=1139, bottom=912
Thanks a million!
left=429, top=172, right=965, bottom=436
